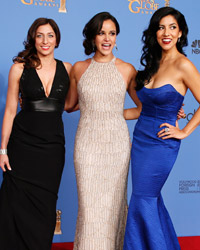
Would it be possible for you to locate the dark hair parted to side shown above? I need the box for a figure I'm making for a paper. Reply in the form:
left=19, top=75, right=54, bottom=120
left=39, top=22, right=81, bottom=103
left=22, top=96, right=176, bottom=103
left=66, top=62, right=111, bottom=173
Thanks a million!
left=136, top=7, right=188, bottom=90
left=13, top=18, right=60, bottom=68
left=83, top=12, right=120, bottom=55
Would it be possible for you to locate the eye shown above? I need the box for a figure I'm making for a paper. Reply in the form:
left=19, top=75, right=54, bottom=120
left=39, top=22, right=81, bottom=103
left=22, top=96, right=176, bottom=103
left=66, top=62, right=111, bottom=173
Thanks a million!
left=170, top=25, right=177, bottom=30
left=36, top=34, right=42, bottom=38
left=48, top=34, right=54, bottom=38
left=98, top=31, right=104, bottom=36
left=158, top=26, right=164, bottom=30
left=110, top=31, right=116, bottom=36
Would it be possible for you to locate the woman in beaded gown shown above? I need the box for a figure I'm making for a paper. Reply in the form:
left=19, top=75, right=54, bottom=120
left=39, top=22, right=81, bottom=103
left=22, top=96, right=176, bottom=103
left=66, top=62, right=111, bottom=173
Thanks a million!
left=66, top=12, right=141, bottom=250
left=0, top=18, right=71, bottom=250
left=123, top=7, right=200, bottom=250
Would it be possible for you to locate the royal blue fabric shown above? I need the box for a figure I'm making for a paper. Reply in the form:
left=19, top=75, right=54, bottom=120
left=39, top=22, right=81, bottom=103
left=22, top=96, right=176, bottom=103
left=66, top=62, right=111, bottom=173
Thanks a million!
left=124, top=84, right=184, bottom=250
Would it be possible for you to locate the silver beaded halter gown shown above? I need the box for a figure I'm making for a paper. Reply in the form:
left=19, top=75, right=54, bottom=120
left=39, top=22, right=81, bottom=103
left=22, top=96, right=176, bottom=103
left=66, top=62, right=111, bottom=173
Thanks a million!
left=73, top=57, right=131, bottom=250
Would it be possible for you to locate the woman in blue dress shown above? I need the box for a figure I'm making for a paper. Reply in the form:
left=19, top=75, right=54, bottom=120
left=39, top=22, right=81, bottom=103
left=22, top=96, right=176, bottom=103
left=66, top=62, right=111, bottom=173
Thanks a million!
left=124, top=7, right=200, bottom=250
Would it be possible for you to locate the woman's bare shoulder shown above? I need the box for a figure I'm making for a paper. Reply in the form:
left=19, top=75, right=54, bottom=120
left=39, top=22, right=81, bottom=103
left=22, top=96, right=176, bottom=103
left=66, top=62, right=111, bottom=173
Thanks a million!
left=63, top=62, right=72, bottom=74
left=116, top=58, right=136, bottom=70
left=176, top=54, right=197, bottom=74
left=115, top=58, right=137, bottom=76
left=73, top=59, right=91, bottom=74
left=73, top=58, right=91, bottom=69
left=10, top=62, right=24, bottom=77
left=71, top=59, right=92, bottom=81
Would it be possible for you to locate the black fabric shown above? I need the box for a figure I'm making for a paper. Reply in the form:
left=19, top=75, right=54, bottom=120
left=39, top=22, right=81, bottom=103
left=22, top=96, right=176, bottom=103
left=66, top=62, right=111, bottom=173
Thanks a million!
left=0, top=59, right=69, bottom=250
left=22, top=98, right=64, bottom=112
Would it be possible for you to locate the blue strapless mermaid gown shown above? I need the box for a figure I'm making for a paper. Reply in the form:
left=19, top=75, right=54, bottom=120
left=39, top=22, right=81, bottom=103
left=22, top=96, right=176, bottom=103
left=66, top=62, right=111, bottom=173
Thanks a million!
left=124, top=84, right=184, bottom=250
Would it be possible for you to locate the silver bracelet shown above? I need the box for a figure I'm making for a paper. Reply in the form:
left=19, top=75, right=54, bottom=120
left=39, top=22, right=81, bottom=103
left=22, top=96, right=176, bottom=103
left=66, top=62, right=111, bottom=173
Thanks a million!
left=0, top=149, right=7, bottom=155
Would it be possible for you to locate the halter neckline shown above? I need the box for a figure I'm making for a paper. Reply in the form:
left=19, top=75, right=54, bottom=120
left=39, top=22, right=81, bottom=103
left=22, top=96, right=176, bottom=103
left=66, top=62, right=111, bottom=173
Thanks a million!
left=92, top=56, right=116, bottom=64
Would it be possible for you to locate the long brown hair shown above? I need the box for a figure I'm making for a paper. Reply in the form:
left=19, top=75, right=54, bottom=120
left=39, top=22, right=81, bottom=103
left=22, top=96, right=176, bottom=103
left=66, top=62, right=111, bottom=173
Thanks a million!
left=13, top=18, right=61, bottom=68
left=136, top=7, right=188, bottom=90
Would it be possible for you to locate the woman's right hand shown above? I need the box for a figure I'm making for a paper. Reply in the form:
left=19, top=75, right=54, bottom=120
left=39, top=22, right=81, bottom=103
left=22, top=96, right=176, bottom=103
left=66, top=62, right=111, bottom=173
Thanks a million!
left=177, top=104, right=186, bottom=120
left=0, top=154, right=11, bottom=172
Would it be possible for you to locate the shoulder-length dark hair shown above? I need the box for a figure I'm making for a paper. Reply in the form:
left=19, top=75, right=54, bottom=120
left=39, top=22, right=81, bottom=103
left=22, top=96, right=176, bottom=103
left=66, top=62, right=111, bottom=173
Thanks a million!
left=13, top=18, right=60, bottom=68
left=136, top=7, right=188, bottom=90
left=83, top=12, right=120, bottom=55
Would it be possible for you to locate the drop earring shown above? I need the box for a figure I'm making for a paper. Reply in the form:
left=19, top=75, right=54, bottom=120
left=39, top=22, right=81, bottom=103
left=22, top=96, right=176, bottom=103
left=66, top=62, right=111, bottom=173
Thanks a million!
left=115, top=44, right=118, bottom=51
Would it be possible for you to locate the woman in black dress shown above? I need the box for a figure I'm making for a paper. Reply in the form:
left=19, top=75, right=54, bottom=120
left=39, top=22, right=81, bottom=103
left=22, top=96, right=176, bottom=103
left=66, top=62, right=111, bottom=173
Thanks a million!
left=0, top=18, right=71, bottom=250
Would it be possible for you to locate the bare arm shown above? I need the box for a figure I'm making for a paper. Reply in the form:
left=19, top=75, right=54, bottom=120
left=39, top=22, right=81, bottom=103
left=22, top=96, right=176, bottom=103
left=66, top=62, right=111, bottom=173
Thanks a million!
left=63, top=61, right=72, bottom=76
left=64, top=60, right=90, bottom=112
left=64, top=63, right=79, bottom=112
left=62, top=61, right=79, bottom=112
left=123, top=65, right=142, bottom=120
left=0, top=63, right=22, bottom=171
left=158, top=59, right=200, bottom=139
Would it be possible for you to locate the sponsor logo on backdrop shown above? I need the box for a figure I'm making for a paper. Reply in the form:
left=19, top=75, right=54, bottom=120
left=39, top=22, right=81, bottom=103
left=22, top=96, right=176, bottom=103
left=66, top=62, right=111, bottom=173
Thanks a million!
left=179, top=180, right=200, bottom=194
left=128, top=0, right=169, bottom=14
left=184, top=105, right=200, bottom=125
left=191, top=39, right=200, bottom=54
left=21, top=0, right=67, bottom=13
left=186, top=108, right=197, bottom=122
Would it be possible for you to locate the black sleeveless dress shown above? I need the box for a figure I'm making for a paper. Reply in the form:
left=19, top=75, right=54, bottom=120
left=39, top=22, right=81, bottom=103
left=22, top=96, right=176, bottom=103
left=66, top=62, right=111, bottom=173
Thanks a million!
left=0, top=59, right=69, bottom=250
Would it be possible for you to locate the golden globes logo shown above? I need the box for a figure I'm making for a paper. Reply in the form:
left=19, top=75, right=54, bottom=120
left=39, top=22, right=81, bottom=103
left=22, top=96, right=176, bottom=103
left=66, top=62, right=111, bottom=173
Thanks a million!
left=128, top=0, right=159, bottom=14
left=21, top=0, right=67, bottom=13
left=164, top=0, right=170, bottom=6
left=54, top=210, right=62, bottom=235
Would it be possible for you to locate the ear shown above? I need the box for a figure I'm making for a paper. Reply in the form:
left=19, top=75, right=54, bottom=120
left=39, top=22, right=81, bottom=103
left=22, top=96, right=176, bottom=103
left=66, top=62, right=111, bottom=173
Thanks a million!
left=178, top=30, right=182, bottom=39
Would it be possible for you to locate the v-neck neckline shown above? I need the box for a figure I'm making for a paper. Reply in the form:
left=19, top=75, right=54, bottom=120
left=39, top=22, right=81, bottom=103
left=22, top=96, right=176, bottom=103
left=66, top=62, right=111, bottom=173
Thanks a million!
left=35, top=59, right=58, bottom=98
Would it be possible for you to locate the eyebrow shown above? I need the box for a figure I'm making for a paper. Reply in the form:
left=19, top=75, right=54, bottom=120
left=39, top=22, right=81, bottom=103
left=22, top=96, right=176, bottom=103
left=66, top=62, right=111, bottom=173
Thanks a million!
left=36, top=32, right=54, bottom=34
left=159, top=22, right=177, bottom=26
left=99, top=29, right=116, bottom=32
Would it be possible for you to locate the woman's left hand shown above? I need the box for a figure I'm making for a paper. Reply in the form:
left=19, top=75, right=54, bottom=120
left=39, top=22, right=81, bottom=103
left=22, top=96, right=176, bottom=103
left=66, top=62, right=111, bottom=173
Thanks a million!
left=158, top=121, right=187, bottom=140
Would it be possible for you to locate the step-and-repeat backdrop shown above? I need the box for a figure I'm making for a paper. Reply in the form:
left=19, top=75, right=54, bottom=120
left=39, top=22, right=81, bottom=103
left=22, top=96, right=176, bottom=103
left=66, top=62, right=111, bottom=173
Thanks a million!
left=0, top=0, right=199, bottom=242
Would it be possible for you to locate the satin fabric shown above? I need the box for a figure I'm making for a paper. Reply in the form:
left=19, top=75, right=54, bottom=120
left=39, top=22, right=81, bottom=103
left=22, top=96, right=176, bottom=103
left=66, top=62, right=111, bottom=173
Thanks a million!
left=124, top=84, right=184, bottom=250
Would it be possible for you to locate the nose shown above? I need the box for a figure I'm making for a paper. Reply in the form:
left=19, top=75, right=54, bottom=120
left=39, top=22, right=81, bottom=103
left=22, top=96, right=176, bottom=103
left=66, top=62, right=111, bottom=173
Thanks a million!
left=163, top=28, right=169, bottom=36
left=42, top=35, right=48, bottom=44
left=104, top=34, right=110, bottom=41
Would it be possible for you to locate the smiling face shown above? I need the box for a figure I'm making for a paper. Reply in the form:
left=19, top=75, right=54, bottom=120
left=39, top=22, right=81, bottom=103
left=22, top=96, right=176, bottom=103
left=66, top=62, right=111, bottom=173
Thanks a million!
left=94, top=19, right=117, bottom=57
left=156, top=15, right=182, bottom=52
left=35, top=23, right=57, bottom=57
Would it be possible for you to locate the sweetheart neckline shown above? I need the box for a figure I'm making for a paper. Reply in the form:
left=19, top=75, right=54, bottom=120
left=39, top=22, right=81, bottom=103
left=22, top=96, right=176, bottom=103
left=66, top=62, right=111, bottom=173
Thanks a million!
left=143, top=84, right=184, bottom=98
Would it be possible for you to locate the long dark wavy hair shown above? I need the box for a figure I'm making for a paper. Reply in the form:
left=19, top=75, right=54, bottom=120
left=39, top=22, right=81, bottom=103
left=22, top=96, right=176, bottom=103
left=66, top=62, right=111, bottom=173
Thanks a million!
left=83, top=12, right=120, bottom=55
left=13, top=18, right=60, bottom=68
left=136, top=7, right=188, bottom=90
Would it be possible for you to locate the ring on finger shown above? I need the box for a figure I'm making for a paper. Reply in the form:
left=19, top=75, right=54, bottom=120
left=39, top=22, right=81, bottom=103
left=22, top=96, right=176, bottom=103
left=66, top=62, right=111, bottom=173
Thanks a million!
left=164, top=127, right=170, bottom=132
